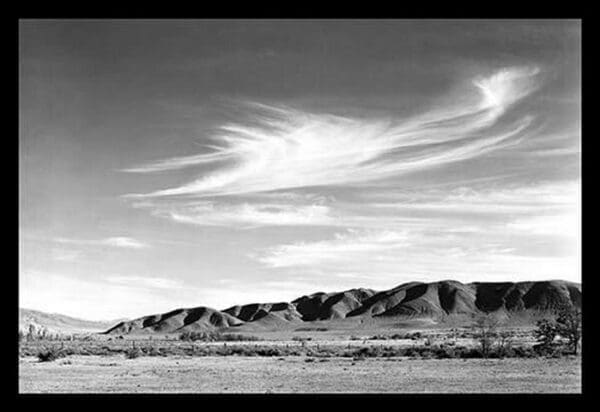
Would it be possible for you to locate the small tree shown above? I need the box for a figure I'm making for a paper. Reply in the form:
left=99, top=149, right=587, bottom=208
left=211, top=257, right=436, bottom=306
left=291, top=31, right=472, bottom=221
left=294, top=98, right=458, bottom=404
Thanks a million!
left=27, top=324, right=37, bottom=341
left=556, top=308, right=582, bottom=355
left=472, top=314, right=499, bottom=358
left=534, top=318, right=558, bottom=354
left=496, top=330, right=514, bottom=358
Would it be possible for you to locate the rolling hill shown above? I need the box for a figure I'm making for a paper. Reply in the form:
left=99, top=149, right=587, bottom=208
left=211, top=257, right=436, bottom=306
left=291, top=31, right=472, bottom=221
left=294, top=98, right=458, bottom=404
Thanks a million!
left=103, top=279, right=581, bottom=335
left=104, top=306, right=243, bottom=335
left=19, top=308, right=124, bottom=336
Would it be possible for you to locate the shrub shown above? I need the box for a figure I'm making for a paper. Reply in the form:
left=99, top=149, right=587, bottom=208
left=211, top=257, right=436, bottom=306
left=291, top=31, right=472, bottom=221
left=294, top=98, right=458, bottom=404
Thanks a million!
left=495, top=331, right=514, bottom=358
left=511, top=345, right=536, bottom=358
left=432, top=345, right=456, bottom=359
left=37, top=347, right=66, bottom=362
left=143, top=346, right=162, bottom=356
left=125, top=347, right=142, bottom=359
left=471, top=314, right=500, bottom=358
left=221, top=333, right=261, bottom=342
left=456, top=347, right=483, bottom=359
left=389, top=333, right=410, bottom=340
left=255, top=347, right=283, bottom=357
left=556, top=308, right=582, bottom=355
left=295, top=327, right=328, bottom=332
left=534, top=319, right=558, bottom=355
left=179, top=331, right=262, bottom=342
left=292, top=336, right=307, bottom=342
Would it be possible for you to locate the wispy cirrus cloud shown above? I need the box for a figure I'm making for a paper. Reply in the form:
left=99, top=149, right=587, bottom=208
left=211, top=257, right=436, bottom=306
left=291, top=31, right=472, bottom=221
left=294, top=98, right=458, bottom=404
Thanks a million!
left=50, top=248, right=82, bottom=262
left=54, top=236, right=150, bottom=249
left=157, top=202, right=334, bottom=228
left=365, top=180, right=579, bottom=216
left=253, top=229, right=411, bottom=268
left=123, top=67, right=540, bottom=199
left=253, top=225, right=579, bottom=283
left=106, top=275, right=184, bottom=290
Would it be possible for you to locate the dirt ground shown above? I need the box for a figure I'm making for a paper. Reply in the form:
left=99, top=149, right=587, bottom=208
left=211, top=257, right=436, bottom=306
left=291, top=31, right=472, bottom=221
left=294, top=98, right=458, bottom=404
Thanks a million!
left=19, top=355, right=581, bottom=393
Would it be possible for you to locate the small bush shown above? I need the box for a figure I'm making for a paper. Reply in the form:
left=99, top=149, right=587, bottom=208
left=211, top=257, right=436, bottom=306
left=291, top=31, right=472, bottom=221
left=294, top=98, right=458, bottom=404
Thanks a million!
left=142, top=346, right=163, bottom=356
left=37, top=348, right=66, bottom=362
left=433, top=345, right=456, bottom=359
left=511, top=345, right=536, bottom=358
left=179, top=331, right=262, bottom=342
left=125, top=347, right=142, bottom=359
left=295, top=327, right=328, bottom=332
left=471, top=314, right=500, bottom=358
left=292, top=336, right=307, bottom=342
left=254, top=347, right=283, bottom=357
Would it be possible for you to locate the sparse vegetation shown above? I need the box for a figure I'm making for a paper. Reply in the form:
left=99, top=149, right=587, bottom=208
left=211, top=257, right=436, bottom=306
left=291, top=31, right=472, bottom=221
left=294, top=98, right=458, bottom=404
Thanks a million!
left=291, top=336, right=312, bottom=344
left=366, top=332, right=422, bottom=340
left=179, top=331, right=262, bottom=342
left=471, top=314, right=500, bottom=358
left=294, top=327, right=329, bottom=332
left=20, top=336, right=566, bottom=360
left=125, top=347, right=142, bottom=359
left=37, top=347, right=66, bottom=362
left=534, top=319, right=558, bottom=355
left=533, top=308, right=582, bottom=355
left=556, top=308, right=582, bottom=355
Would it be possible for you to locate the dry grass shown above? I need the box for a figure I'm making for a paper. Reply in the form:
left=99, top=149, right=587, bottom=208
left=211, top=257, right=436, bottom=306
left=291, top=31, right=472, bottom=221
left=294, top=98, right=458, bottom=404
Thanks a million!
left=19, top=355, right=581, bottom=393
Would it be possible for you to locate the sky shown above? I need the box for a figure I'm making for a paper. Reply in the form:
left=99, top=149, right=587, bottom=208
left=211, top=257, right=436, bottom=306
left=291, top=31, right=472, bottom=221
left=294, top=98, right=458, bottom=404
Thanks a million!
left=19, top=20, right=581, bottom=321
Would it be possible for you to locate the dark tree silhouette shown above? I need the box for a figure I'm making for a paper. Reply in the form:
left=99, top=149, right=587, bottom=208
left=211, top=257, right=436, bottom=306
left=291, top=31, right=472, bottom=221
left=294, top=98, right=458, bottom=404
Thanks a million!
left=556, top=308, right=582, bottom=355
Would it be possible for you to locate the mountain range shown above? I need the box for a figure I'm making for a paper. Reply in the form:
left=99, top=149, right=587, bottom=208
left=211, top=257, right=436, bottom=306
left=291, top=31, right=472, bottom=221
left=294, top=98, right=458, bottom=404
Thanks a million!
left=104, top=279, right=581, bottom=335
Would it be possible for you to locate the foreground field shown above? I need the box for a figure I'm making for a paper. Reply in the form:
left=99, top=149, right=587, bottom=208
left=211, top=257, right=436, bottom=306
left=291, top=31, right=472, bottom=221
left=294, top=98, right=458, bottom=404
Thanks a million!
left=19, top=355, right=581, bottom=393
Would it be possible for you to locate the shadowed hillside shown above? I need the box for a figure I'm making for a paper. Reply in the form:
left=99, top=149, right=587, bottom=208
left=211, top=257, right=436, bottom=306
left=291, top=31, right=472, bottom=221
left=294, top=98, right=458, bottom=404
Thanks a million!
left=104, top=306, right=243, bottom=334
left=103, top=280, right=581, bottom=334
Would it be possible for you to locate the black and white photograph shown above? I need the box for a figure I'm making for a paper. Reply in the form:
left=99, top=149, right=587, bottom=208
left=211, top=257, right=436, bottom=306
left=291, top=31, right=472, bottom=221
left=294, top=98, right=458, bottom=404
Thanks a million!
left=18, top=19, right=582, bottom=394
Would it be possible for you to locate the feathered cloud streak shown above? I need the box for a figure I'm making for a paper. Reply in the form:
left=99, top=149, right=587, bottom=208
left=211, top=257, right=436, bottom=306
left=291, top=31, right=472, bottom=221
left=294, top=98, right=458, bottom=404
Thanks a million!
left=124, top=67, right=540, bottom=198
left=54, top=236, right=149, bottom=249
left=116, top=65, right=578, bottom=281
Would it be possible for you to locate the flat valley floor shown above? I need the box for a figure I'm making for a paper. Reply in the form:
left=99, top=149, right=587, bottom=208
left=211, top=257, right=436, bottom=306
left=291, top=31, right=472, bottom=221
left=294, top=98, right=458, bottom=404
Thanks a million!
left=19, top=355, right=581, bottom=393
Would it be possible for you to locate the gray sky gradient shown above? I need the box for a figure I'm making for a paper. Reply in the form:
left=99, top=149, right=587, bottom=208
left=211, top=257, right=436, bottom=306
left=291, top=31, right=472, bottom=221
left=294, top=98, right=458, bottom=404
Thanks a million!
left=19, top=20, right=580, bottom=320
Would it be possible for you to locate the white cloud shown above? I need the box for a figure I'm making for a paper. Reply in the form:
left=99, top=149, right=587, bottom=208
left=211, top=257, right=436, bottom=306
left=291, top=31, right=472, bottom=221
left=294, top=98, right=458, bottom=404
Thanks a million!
left=100, top=237, right=149, bottom=249
left=123, top=67, right=540, bottom=199
left=507, top=213, right=579, bottom=238
left=50, top=248, right=81, bottom=262
left=368, top=180, right=579, bottom=215
left=106, top=275, right=184, bottom=289
left=254, top=229, right=410, bottom=268
left=151, top=201, right=335, bottom=228
left=54, top=236, right=149, bottom=249
left=253, top=229, right=580, bottom=284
